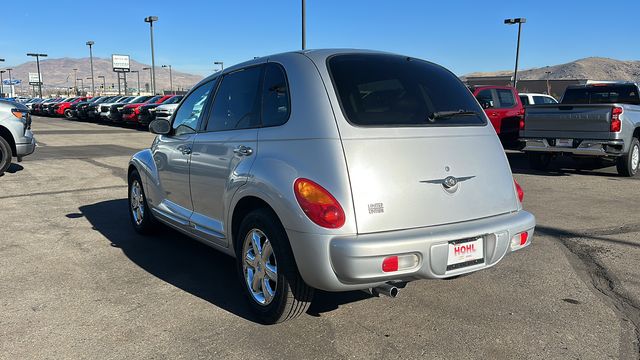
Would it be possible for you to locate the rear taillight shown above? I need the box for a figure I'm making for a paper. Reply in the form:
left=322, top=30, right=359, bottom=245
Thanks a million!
left=514, top=179, right=524, bottom=203
left=382, top=254, right=419, bottom=272
left=519, top=108, right=526, bottom=130
left=611, top=107, right=622, bottom=132
left=510, top=230, right=531, bottom=250
left=294, top=178, right=345, bottom=228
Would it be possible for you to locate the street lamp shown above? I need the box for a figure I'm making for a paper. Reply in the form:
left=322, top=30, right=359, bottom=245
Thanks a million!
left=504, top=18, right=526, bottom=89
left=77, top=78, right=84, bottom=94
left=86, top=41, right=95, bottom=96
left=72, top=68, right=78, bottom=94
left=0, top=70, right=5, bottom=97
left=545, top=70, right=552, bottom=95
left=98, top=75, right=106, bottom=95
left=131, top=70, right=141, bottom=95
left=6, top=68, right=12, bottom=97
left=214, top=61, right=223, bottom=72
left=144, top=16, right=158, bottom=94
left=162, top=65, right=172, bottom=94
left=27, top=53, right=47, bottom=98
left=142, top=67, right=152, bottom=93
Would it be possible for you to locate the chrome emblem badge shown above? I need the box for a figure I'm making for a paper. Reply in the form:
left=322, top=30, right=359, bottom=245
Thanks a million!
left=443, top=176, right=458, bottom=189
left=420, top=175, right=476, bottom=193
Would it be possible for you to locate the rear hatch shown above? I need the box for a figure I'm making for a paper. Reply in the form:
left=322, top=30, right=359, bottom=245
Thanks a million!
left=326, top=53, right=519, bottom=234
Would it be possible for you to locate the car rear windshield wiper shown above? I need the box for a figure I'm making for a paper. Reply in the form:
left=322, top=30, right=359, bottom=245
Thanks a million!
left=428, top=109, right=478, bottom=122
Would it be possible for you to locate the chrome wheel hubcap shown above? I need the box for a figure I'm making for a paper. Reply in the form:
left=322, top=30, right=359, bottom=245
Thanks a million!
left=242, top=229, right=277, bottom=306
left=632, top=145, right=639, bottom=171
left=130, top=180, right=145, bottom=226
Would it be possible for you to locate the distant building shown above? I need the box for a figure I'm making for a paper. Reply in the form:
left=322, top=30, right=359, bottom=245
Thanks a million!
left=463, top=75, right=589, bottom=100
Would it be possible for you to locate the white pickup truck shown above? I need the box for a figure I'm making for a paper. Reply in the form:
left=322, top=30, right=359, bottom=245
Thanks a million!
left=520, top=82, right=640, bottom=176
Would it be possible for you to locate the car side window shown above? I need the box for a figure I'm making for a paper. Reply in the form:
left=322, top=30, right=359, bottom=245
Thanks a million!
left=172, top=80, right=215, bottom=136
left=261, top=63, right=291, bottom=127
left=206, top=66, right=263, bottom=132
left=533, top=96, right=546, bottom=105
left=476, top=89, right=494, bottom=109
left=496, top=89, right=516, bottom=108
left=543, top=96, right=557, bottom=104
left=520, top=95, right=530, bottom=105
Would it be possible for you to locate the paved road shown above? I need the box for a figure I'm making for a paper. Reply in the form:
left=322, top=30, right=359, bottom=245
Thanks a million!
left=1, top=116, right=639, bottom=359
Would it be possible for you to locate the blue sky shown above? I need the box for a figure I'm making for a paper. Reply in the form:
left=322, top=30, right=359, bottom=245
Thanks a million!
left=2, top=0, right=640, bottom=76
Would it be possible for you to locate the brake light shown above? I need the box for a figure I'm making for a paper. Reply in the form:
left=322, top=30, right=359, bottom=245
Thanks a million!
left=514, top=179, right=524, bottom=203
left=294, top=178, right=345, bottom=228
left=510, top=230, right=531, bottom=250
left=611, top=107, right=622, bottom=132
left=134, top=107, right=140, bottom=114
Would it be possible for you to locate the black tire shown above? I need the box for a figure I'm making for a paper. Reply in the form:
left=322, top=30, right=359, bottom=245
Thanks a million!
left=0, top=136, right=12, bottom=175
left=528, top=153, right=552, bottom=171
left=127, top=169, right=157, bottom=234
left=235, top=208, right=314, bottom=324
left=64, top=109, right=73, bottom=119
left=616, top=137, right=640, bottom=177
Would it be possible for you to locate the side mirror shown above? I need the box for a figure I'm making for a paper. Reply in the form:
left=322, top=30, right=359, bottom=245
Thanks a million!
left=149, top=119, right=171, bottom=135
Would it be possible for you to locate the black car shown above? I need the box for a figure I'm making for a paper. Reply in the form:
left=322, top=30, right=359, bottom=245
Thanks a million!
left=138, top=95, right=183, bottom=125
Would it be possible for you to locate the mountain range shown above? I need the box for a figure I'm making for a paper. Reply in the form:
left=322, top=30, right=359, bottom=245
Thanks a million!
left=463, top=57, right=640, bottom=82
left=2, top=57, right=204, bottom=94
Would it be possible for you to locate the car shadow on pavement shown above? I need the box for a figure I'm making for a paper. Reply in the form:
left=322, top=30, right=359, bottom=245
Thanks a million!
left=78, top=199, right=372, bottom=322
left=506, top=151, right=628, bottom=178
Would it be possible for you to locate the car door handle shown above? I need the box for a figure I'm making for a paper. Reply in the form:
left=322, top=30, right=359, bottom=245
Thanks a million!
left=178, top=146, right=192, bottom=155
left=233, top=145, right=253, bottom=156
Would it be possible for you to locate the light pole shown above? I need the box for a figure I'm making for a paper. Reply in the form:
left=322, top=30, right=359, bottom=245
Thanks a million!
left=144, top=16, right=158, bottom=94
left=302, top=0, right=306, bottom=50
left=72, top=68, right=78, bottom=94
left=0, top=70, right=4, bottom=97
left=27, top=53, right=47, bottom=98
left=98, top=75, right=106, bottom=94
left=545, top=70, right=552, bottom=95
left=86, top=41, right=95, bottom=96
left=77, top=78, right=84, bottom=94
left=142, top=67, right=152, bottom=93
left=504, top=18, right=526, bottom=89
left=214, top=61, right=223, bottom=72
left=162, top=65, right=172, bottom=94
left=131, top=70, right=140, bottom=95
left=6, top=68, right=13, bottom=97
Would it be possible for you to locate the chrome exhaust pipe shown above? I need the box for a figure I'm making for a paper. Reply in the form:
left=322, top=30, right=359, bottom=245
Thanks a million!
left=363, top=283, right=399, bottom=298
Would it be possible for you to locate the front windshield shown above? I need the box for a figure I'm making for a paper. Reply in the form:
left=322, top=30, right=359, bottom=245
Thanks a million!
left=128, top=96, right=149, bottom=103
left=145, top=96, right=162, bottom=103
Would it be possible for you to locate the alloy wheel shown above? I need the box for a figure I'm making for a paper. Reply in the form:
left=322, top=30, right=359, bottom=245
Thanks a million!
left=242, top=229, right=278, bottom=306
left=130, top=180, right=145, bottom=226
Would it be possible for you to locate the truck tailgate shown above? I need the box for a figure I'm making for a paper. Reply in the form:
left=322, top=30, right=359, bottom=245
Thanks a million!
left=524, top=104, right=613, bottom=134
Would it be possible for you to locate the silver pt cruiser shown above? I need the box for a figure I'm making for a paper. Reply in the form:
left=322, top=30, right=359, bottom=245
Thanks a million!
left=128, top=49, right=536, bottom=324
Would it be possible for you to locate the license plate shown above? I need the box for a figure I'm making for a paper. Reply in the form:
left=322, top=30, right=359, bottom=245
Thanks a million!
left=447, top=237, right=484, bottom=270
left=556, top=138, right=573, bottom=148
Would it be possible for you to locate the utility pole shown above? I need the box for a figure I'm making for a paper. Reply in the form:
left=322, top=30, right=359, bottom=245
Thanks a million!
left=73, top=68, right=78, bottom=94
left=98, top=75, right=106, bottom=95
left=545, top=70, right=552, bottom=95
left=86, top=41, right=95, bottom=96
left=504, top=18, right=526, bottom=89
left=131, top=70, right=140, bottom=95
left=144, top=16, right=159, bottom=94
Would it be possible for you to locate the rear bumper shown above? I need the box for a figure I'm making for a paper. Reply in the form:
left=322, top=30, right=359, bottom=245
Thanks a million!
left=521, top=138, right=624, bottom=156
left=287, top=211, right=535, bottom=291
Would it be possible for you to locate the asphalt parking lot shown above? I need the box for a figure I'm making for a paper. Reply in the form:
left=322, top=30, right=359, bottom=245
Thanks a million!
left=1, top=116, right=639, bottom=359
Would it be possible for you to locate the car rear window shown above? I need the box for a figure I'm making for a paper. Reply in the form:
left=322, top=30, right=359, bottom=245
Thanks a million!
left=496, top=89, right=516, bottom=108
left=562, top=85, right=640, bottom=105
left=328, top=54, right=485, bottom=127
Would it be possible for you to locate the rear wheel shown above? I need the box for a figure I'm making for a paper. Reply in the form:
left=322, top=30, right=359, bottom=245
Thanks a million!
left=128, top=169, right=157, bottom=234
left=528, top=153, right=552, bottom=171
left=0, top=136, right=12, bottom=175
left=64, top=109, right=73, bottom=119
left=617, top=137, right=640, bottom=177
left=236, top=208, right=314, bottom=324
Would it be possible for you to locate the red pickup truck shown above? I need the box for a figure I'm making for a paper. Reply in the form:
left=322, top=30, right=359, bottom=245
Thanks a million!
left=469, top=85, right=525, bottom=144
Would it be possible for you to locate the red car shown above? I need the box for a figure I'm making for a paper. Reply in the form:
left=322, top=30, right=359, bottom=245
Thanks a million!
left=469, top=85, right=524, bottom=143
left=54, top=97, right=89, bottom=118
left=121, top=95, right=173, bottom=124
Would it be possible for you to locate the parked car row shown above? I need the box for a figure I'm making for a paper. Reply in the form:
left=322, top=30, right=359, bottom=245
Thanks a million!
left=28, top=94, right=183, bottom=126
